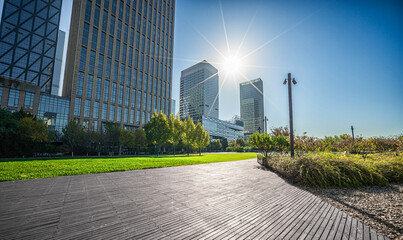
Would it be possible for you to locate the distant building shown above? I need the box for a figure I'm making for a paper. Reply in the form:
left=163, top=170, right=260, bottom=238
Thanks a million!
left=171, top=99, right=176, bottom=116
left=202, top=116, right=244, bottom=142
left=229, top=115, right=244, bottom=127
left=0, top=0, right=63, bottom=94
left=240, top=78, right=264, bottom=137
left=179, top=60, right=219, bottom=122
left=52, top=30, right=66, bottom=96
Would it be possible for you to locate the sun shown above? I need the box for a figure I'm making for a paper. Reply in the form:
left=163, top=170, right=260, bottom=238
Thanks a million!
left=222, top=55, right=242, bottom=75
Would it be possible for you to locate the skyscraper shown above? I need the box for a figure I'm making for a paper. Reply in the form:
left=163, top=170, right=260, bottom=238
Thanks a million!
left=0, top=0, right=62, bottom=94
left=63, top=0, right=175, bottom=131
left=52, top=29, right=66, bottom=96
left=179, top=60, right=219, bottom=122
left=240, top=78, right=264, bottom=136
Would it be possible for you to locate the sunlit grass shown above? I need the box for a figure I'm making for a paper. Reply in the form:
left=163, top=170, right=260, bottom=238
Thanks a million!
left=0, top=153, right=257, bottom=182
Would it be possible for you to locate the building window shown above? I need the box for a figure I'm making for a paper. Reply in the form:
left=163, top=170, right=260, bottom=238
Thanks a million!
left=136, top=110, right=140, bottom=124
left=93, top=101, right=100, bottom=118
left=115, top=40, right=120, bottom=60
left=84, top=100, right=91, bottom=117
left=24, top=91, right=35, bottom=110
left=86, top=75, right=93, bottom=98
left=132, top=69, right=137, bottom=88
left=144, top=74, right=148, bottom=92
left=120, top=63, right=125, bottom=83
left=106, top=57, right=111, bottom=79
left=102, top=10, right=108, bottom=31
left=109, top=104, right=115, bottom=121
left=110, top=15, right=115, bottom=34
left=8, top=88, right=19, bottom=107
left=128, top=47, right=133, bottom=66
left=113, top=60, right=119, bottom=81
left=82, top=23, right=90, bottom=46
left=93, top=120, right=98, bottom=131
left=100, top=32, right=106, bottom=54
left=118, top=84, right=123, bottom=105
left=127, top=66, right=132, bottom=85
left=148, top=94, right=151, bottom=111
left=111, top=82, right=117, bottom=103
left=74, top=98, right=82, bottom=116
left=137, top=90, right=141, bottom=109
left=102, top=103, right=108, bottom=120
left=130, top=109, right=134, bottom=124
left=93, top=5, right=100, bottom=27
left=89, top=50, right=96, bottom=73
left=79, top=47, right=87, bottom=71
left=108, top=36, right=113, bottom=57
left=121, top=43, right=127, bottom=63
left=103, top=80, right=110, bottom=102
left=117, top=106, right=122, bottom=122
left=142, top=111, right=146, bottom=124
left=77, top=72, right=84, bottom=96
left=95, top=77, right=102, bottom=100
left=124, top=108, right=128, bottom=123
left=97, top=54, right=104, bottom=76
left=143, top=93, right=146, bottom=110
left=85, top=0, right=92, bottom=22
left=131, top=88, right=136, bottom=108
left=91, top=27, right=98, bottom=50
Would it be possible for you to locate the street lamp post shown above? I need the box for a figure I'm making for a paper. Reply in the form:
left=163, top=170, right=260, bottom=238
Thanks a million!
left=283, top=73, right=297, bottom=158
left=264, top=116, right=268, bottom=133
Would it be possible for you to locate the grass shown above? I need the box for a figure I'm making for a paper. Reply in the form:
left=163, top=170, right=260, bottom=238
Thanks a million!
left=259, top=152, right=403, bottom=188
left=0, top=153, right=256, bottom=182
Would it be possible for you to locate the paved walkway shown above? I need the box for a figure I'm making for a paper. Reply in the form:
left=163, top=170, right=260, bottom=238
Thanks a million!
left=0, top=159, right=388, bottom=239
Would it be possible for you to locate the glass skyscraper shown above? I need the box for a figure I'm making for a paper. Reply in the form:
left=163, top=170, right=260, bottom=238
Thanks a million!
left=0, top=0, right=62, bottom=94
left=240, top=78, right=264, bottom=136
left=179, top=60, right=219, bottom=122
left=63, top=0, right=175, bottom=131
left=52, top=29, right=66, bottom=96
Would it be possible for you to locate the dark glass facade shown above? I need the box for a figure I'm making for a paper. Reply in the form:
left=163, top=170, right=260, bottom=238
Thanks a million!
left=0, top=0, right=62, bottom=94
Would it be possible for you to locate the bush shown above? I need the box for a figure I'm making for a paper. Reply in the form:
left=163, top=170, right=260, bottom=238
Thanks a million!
left=261, top=152, right=402, bottom=188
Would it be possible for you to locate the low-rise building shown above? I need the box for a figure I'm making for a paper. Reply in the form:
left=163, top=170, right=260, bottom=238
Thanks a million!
left=201, top=116, right=244, bottom=142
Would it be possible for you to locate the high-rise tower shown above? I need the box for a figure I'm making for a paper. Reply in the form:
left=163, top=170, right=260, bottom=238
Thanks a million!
left=179, top=60, right=219, bottom=122
left=63, top=0, right=175, bottom=131
left=0, top=0, right=63, bottom=93
left=240, top=78, right=264, bottom=136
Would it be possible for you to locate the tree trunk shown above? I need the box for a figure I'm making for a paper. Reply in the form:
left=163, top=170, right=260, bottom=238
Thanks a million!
left=119, top=146, right=122, bottom=155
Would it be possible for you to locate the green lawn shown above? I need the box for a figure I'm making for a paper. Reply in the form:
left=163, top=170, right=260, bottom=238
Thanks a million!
left=0, top=153, right=257, bottom=181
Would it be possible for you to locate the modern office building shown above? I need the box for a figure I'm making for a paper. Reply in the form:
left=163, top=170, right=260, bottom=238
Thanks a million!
left=179, top=60, right=219, bottom=122
left=52, top=29, right=66, bottom=96
left=63, top=0, right=175, bottom=132
left=0, top=76, right=70, bottom=137
left=0, top=0, right=63, bottom=94
left=202, top=116, right=244, bottom=142
left=240, top=78, right=264, bottom=137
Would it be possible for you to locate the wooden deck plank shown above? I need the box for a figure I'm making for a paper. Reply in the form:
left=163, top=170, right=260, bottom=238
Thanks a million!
left=0, top=158, right=389, bottom=240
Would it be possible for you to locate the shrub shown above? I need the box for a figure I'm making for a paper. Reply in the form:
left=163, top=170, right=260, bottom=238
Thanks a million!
left=262, top=152, right=402, bottom=188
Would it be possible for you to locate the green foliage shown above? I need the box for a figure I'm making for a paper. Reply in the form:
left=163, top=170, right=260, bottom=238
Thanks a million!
left=249, top=133, right=275, bottom=158
left=182, top=117, right=196, bottom=155
left=120, top=129, right=136, bottom=148
left=134, top=128, right=146, bottom=147
left=236, top=138, right=245, bottom=147
left=221, top=138, right=228, bottom=150
left=144, top=112, right=170, bottom=155
left=261, top=152, right=402, bottom=188
left=102, top=122, right=121, bottom=148
left=167, top=114, right=183, bottom=155
left=0, top=153, right=257, bottom=181
left=210, top=139, right=222, bottom=151
left=193, top=121, right=210, bottom=155
left=62, top=120, right=86, bottom=156
left=226, top=146, right=245, bottom=152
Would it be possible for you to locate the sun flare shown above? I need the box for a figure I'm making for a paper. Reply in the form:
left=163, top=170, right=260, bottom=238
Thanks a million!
left=222, top=55, right=242, bottom=75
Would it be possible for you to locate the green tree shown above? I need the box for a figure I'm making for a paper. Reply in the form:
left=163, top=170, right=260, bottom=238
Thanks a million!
left=119, top=129, right=136, bottom=154
left=19, top=117, right=49, bottom=155
left=249, top=133, right=275, bottom=159
left=144, top=112, right=170, bottom=156
left=193, top=121, right=210, bottom=155
left=62, top=120, right=86, bottom=156
left=221, top=138, right=228, bottom=151
left=210, top=139, right=222, bottom=152
left=273, top=135, right=290, bottom=152
left=134, top=128, right=147, bottom=148
left=167, top=114, right=183, bottom=155
left=236, top=138, right=245, bottom=147
left=182, top=117, right=196, bottom=155
left=103, top=122, right=121, bottom=154
left=83, top=130, right=100, bottom=156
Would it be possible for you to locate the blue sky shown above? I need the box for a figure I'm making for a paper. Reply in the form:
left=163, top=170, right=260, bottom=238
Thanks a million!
left=1, top=0, right=402, bottom=137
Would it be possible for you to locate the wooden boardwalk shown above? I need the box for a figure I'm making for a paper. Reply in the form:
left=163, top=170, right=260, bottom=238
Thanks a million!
left=0, top=159, right=389, bottom=239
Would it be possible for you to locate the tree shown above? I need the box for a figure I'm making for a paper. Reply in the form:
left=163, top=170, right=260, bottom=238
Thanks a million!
left=120, top=129, right=136, bottom=154
left=62, top=120, right=86, bottom=157
left=193, top=121, right=210, bottom=155
left=236, top=138, right=245, bottom=147
left=134, top=128, right=147, bottom=148
left=270, top=126, right=290, bottom=136
left=83, top=130, right=100, bottom=156
left=19, top=117, right=49, bottom=155
left=273, top=135, right=290, bottom=152
left=210, top=139, right=221, bottom=152
left=103, top=122, right=121, bottom=154
left=249, top=133, right=275, bottom=159
left=167, top=114, right=183, bottom=155
left=221, top=138, right=228, bottom=151
left=182, top=117, right=196, bottom=155
left=144, top=112, right=170, bottom=156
